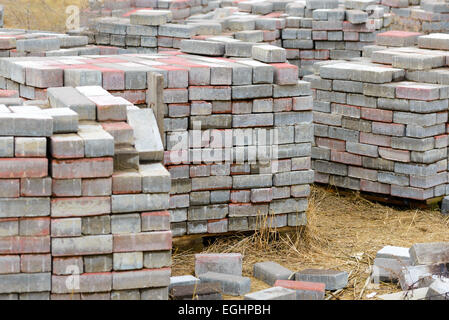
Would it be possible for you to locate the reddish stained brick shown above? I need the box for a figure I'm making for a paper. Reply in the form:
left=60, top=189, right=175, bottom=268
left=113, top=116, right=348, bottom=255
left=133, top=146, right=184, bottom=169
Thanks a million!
left=113, top=231, right=172, bottom=253
left=0, top=90, right=18, bottom=98
left=0, top=236, right=50, bottom=254
left=315, top=137, right=346, bottom=151
left=102, top=69, right=125, bottom=90
left=360, top=132, right=392, bottom=147
left=274, top=280, right=325, bottom=292
left=52, top=157, right=114, bottom=179
left=395, top=84, right=439, bottom=101
left=0, top=158, right=48, bottom=178
left=361, top=108, right=393, bottom=123
left=270, top=63, right=299, bottom=85
left=378, top=147, right=410, bottom=162
left=360, top=180, right=390, bottom=194
left=330, top=150, right=362, bottom=166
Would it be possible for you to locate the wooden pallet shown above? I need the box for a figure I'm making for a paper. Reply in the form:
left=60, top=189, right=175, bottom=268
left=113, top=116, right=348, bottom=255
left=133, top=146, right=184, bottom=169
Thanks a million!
left=318, top=183, right=443, bottom=209
left=173, top=226, right=301, bottom=251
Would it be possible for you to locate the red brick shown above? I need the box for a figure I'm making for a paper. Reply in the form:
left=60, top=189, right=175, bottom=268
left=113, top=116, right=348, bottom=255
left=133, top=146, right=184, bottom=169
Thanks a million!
left=102, top=69, right=125, bottom=90
left=331, top=150, right=362, bottom=166
left=395, top=83, right=439, bottom=101
left=379, top=147, right=410, bottom=162
left=0, top=236, right=50, bottom=254
left=51, top=158, right=114, bottom=179
left=113, top=231, right=172, bottom=252
left=0, top=158, right=48, bottom=178
left=271, top=63, right=299, bottom=85
left=361, top=108, right=393, bottom=122
left=316, top=137, right=346, bottom=151
left=274, top=279, right=325, bottom=292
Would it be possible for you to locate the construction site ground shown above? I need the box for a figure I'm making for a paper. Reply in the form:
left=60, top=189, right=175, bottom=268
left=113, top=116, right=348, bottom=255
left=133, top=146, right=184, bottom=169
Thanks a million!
left=172, top=185, right=449, bottom=300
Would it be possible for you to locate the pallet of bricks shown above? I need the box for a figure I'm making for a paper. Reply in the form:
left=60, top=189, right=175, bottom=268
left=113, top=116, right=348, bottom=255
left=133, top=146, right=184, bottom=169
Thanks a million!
left=0, top=85, right=172, bottom=300
left=162, top=45, right=313, bottom=236
left=0, top=49, right=314, bottom=238
left=309, top=31, right=449, bottom=202
left=383, top=0, right=449, bottom=34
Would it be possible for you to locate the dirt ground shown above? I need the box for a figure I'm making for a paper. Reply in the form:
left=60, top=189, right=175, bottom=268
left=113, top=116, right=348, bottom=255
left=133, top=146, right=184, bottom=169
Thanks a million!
left=172, top=185, right=449, bottom=300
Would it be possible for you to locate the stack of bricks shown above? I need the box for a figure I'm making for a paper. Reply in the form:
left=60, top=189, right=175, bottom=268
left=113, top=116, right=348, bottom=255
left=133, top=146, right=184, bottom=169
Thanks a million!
left=0, top=97, right=53, bottom=300
left=384, top=0, right=449, bottom=34
left=281, top=0, right=391, bottom=77
left=0, top=50, right=313, bottom=237
left=0, top=29, right=129, bottom=58
left=162, top=46, right=313, bottom=236
left=49, top=85, right=172, bottom=300
left=78, top=0, right=392, bottom=78
left=80, top=0, right=220, bottom=30
left=0, top=85, right=172, bottom=299
left=310, top=31, right=449, bottom=201
left=0, top=54, right=155, bottom=104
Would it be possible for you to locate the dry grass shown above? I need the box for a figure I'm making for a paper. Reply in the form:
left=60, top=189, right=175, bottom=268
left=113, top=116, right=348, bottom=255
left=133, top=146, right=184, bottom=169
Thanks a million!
left=172, top=185, right=449, bottom=300
left=2, top=0, right=88, bottom=32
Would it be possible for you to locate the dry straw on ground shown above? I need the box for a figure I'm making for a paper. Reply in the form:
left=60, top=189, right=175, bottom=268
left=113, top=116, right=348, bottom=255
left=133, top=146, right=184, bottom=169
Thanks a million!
left=172, top=185, right=449, bottom=300
left=2, top=0, right=88, bottom=32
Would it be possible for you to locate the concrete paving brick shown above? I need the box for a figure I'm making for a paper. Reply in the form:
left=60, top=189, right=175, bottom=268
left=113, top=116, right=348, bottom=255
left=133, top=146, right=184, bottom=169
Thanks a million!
left=253, top=261, right=293, bottom=285
left=295, top=269, right=348, bottom=290
left=199, top=272, right=250, bottom=296
left=274, top=279, right=326, bottom=300
left=244, top=286, right=296, bottom=300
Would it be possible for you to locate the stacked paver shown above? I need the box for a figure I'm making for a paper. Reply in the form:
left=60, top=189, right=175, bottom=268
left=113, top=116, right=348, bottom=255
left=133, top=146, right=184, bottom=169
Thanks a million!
left=161, top=47, right=313, bottom=236
left=0, top=29, right=133, bottom=58
left=310, top=31, right=449, bottom=201
left=82, top=0, right=220, bottom=29
left=0, top=86, right=172, bottom=300
left=0, top=97, right=53, bottom=300
left=384, top=0, right=449, bottom=34
left=78, top=0, right=392, bottom=77
left=0, top=50, right=314, bottom=237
